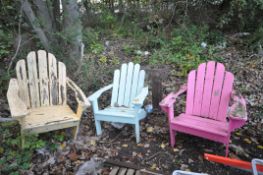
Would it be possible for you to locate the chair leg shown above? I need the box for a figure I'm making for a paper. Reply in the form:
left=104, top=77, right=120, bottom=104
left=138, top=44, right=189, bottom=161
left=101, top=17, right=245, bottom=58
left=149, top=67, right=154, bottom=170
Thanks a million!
left=135, top=122, right=140, bottom=143
left=225, top=142, right=229, bottom=157
left=170, top=128, right=176, bottom=147
left=72, top=126, right=79, bottom=140
left=21, top=130, right=25, bottom=149
left=95, top=120, right=102, bottom=135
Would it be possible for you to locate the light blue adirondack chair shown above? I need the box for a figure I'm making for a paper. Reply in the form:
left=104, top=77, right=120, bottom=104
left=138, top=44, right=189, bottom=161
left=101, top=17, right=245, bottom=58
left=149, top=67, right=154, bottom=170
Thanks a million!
left=88, top=62, right=148, bottom=143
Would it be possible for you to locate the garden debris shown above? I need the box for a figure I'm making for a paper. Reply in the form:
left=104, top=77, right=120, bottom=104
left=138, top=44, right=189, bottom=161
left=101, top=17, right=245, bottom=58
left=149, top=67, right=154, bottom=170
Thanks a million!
left=76, top=157, right=103, bottom=175
left=104, top=159, right=163, bottom=175
left=1, top=35, right=262, bottom=175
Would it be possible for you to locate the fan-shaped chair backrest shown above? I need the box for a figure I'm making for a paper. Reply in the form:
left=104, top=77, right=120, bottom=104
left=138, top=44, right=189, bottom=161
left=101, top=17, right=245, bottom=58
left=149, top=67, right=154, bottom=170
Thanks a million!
left=110, top=62, right=145, bottom=107
left=16, top=50, right=67, bottom=108
left=186, top=61, right=234, bottom=121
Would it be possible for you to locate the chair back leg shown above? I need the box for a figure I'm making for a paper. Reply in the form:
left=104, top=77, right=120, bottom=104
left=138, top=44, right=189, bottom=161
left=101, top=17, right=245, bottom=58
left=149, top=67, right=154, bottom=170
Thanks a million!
left=95, top=120, right=102, bottom=135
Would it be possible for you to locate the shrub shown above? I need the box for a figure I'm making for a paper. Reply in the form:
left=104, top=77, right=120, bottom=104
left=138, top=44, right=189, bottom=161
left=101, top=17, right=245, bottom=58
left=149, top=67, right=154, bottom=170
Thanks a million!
left=149, top=25, right=224, bottom=75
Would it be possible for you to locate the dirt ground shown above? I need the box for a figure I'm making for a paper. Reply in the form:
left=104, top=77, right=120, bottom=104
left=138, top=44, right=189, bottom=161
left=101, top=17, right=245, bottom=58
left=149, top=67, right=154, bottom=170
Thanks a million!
left=1, top=36, right=263, bottom=175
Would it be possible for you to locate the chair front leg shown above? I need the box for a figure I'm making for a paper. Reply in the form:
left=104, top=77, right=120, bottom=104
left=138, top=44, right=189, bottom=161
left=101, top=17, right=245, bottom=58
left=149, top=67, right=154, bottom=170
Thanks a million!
left=135, top=122, right=140, bottom=143
left=170, top=127, right=176, bottom=147
left=21, top=129, right=25, bottom=149
left=225, top=143, right=229, bottom=157
left=225, top=135, right=231, bottom=157
left=72, top=125, right=80, bottom=140
left=95, top=119, right=102, bottom=135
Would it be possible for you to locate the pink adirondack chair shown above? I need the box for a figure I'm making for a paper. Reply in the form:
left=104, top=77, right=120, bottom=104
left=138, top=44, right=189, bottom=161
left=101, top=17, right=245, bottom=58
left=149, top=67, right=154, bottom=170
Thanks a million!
left=160, top=61, right=247, bottom=156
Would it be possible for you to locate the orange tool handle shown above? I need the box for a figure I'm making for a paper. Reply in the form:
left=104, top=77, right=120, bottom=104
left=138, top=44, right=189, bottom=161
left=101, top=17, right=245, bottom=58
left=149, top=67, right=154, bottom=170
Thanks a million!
left=204, top=153, right=263, bottom=172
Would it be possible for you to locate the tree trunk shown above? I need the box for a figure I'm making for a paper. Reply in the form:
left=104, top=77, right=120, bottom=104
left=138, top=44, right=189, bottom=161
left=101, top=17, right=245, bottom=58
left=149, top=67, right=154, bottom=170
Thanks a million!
left=62, top=0, right=83, bottom=63
left=21, top=0, right=83, bottom=68
left=21, top=0, right=50, bottom=50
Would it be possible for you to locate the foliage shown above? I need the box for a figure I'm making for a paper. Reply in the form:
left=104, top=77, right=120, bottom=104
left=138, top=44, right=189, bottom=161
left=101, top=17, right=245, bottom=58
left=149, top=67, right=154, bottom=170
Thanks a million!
left=0, top=30, right=12, bottom=58
left=0, top=121, right=68, bottom=174
left=247, top=25, right=263, bottom=51
left=99, top=10, right=116, bottom=29
left=0, top=122, right=43, bottom=174
left=83, top=27, right=105, bottom=54
left=148, top=25, right=224, bottom=75
left=0, top=29, right=12, bottom=95
left=0, top=1, right=20, bottom=30
left=217, top=0, right=263, bottom=31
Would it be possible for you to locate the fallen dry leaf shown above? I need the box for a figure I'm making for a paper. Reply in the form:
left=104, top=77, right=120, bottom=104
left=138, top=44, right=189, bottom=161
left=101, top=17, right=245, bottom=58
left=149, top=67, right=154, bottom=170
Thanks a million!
left=67, top=152, right=78, bottom=161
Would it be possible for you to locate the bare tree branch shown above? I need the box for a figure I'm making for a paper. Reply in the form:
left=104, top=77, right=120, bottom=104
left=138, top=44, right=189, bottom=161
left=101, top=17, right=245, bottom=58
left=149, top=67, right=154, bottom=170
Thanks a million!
left=8, top=5, right=22, bottom=72
left=21, top=0, right=50, bottom=50
left=61, top=0, right=83, bottom=61
left=33, top=0, right=53, bottom=37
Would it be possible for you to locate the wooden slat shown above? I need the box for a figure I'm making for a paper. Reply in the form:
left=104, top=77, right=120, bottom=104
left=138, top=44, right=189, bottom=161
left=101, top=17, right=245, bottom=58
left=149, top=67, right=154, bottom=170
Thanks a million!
left=7, top=78, right=28, bottom=117
left=104, top=159, right=141, bottom=170
left=16, top=59, right=30, bottom=107
left=209, top=63, right=225, bottom=119
left=186, top=70, right=196, bottom=114
left=118, top=168, right=127, bottom=175
left=111, top=70, right=120, bottom=106
left=23, top=105, right=79, bottom=133
left=38, top=50, right=49, bottom=106
left=136, top=70, right=145, bottom=95
left=127, top=169, right=135, bottom=175
left=124, top=62, right=134, bottom=106
left=58, top=62, right=67, bottom=105
left=192, top=63, right=206, bottom=116
left=48, top=52, right=58, bottom=105
left=110, top=167, right=120, bottom=175
left=217, top=72, right=234, bottom=121
left=117, top=63, right=128, bottom=106
left=130, top=64, right=140, bottom=106
left=27, top=51, right=40, bottom=108
left=200, top=61, right=216, bottom=117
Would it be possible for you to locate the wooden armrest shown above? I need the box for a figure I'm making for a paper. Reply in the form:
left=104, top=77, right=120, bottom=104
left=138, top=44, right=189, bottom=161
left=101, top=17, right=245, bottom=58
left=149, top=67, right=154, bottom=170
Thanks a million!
left=87, top=84, right=113, bottom=113
left=7, top=79, right=28, bottom=118
left=159, top=84, right=187, bottom=108
left=228, top=91, right=247, bottom=120
left=132, top=87, right=148, bottom=106
left=66, top=77, right=90, bottom=107
left=228, top=91, right=247, bottom=132
left=88, top=84, right=113, bottom=101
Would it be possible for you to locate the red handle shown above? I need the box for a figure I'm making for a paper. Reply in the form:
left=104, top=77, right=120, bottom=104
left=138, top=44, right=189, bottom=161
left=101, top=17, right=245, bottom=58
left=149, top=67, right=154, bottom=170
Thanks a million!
left=204, top=153, right=263, bottom=172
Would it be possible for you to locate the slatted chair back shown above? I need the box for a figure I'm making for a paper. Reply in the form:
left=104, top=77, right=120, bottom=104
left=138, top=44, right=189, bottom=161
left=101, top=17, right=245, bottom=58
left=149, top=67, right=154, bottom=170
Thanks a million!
left=16, top=50, right=67, bottom=108
left=186, top=61, right=234, bottom=122
left=110, top=62, right=145, bottom=107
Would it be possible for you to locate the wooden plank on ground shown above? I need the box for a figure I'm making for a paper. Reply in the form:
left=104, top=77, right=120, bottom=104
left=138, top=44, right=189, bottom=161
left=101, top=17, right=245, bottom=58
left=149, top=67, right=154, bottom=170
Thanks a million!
left=135, top=170, right=141, bottom=175
left=118, top=168, right=127, bottom=175
left=104, top=160, right=141, bottom=170
left=109, top=167, right=120, bottom=175
left=127, top=169, right=135, bottom=175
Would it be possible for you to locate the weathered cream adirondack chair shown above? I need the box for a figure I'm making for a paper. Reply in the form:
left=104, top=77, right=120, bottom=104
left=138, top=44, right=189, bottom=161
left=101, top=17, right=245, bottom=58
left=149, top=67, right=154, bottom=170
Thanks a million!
left=7, top=50, right=90, bottom=147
